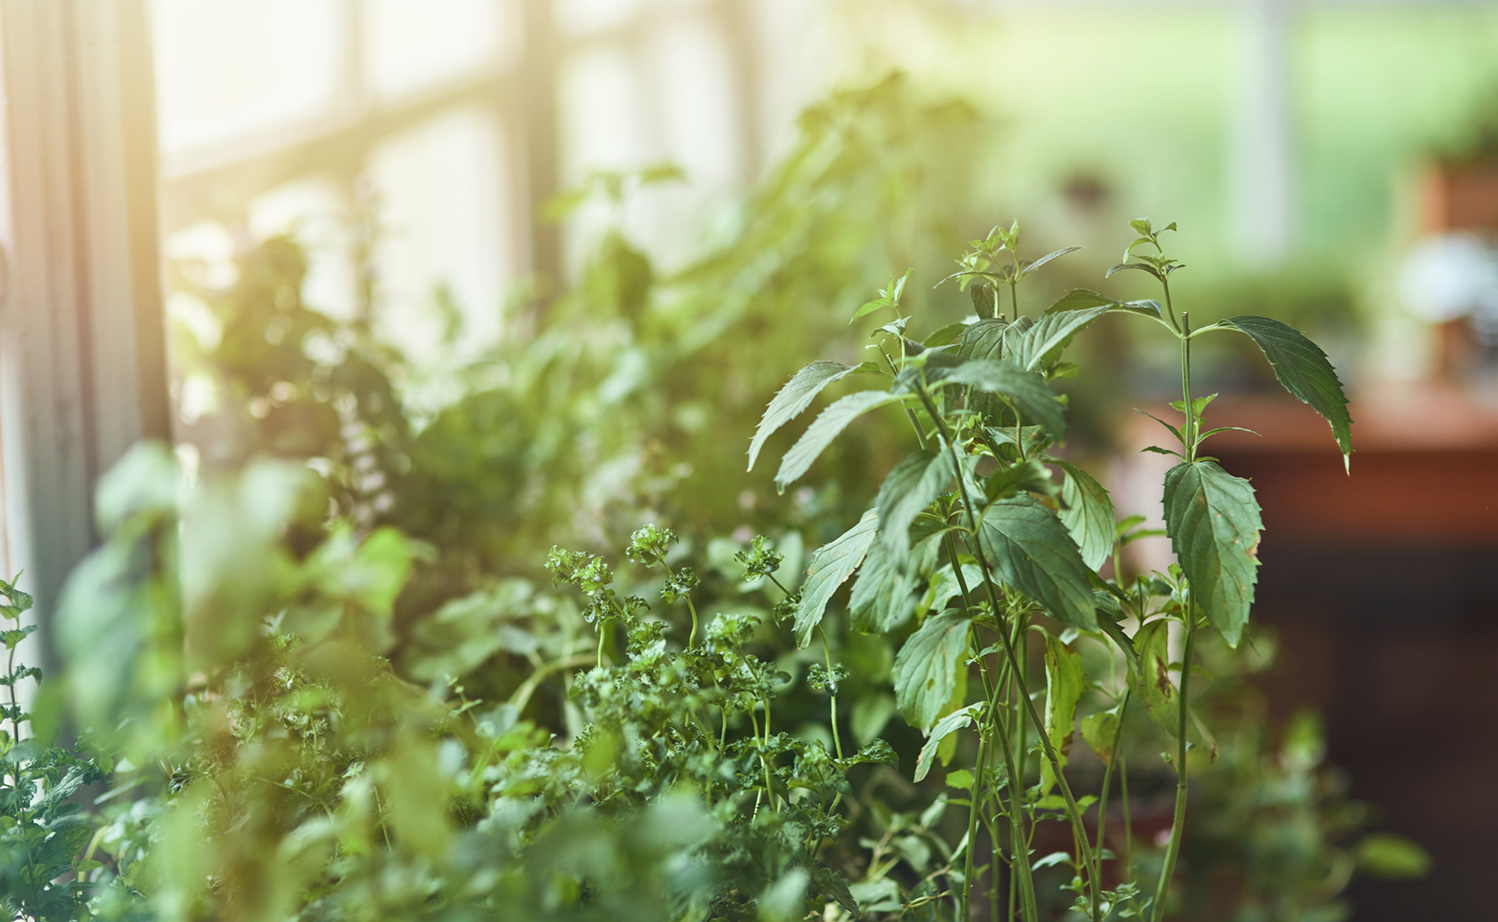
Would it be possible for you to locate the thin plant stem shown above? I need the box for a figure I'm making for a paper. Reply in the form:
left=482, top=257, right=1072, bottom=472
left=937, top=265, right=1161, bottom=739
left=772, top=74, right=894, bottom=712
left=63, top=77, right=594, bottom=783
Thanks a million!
left=915, top=381, right=1100, bottom=919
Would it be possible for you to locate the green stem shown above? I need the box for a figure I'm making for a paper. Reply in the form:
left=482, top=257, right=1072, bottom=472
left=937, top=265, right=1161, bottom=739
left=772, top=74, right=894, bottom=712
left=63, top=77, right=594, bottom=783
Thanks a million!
left=1151, top=611, right=1196, bottom=921
left=1093, top=689, right=1131, bottom=890
left=917, top=381, right=1098, bottom=918
left=817, top=627, right=844, bottom=761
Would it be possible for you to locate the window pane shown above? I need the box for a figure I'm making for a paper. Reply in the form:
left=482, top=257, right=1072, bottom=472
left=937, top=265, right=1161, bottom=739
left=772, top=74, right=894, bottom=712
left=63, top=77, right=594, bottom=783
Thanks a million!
left=365, top=108, right=513, bottom=361
left=362, top=0, right=511, bottom=100
left=151, top=0, right=346, bottom=154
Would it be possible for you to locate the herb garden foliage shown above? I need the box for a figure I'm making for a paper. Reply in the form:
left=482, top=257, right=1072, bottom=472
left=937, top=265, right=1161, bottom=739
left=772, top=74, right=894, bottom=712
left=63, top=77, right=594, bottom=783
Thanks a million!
left=13, top=217, right=1425, bottom=922
left=748, top=219, right=1353, bottom=921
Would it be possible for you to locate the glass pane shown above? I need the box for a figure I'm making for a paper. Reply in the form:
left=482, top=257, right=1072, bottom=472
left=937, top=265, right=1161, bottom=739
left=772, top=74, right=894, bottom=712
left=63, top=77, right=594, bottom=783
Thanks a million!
left=151, top=0, right=346, bottom=154
left=364, top=108, right=513, bottom=361
left=653, top=15, right=742, bottom=190
left=362, top=0, right=510, bottom=100
left=555, top=0, right=643, bottom=36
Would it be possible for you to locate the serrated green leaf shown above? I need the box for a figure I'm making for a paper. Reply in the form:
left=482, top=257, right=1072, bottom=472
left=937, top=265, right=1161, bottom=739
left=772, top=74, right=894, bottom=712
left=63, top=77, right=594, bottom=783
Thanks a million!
left=919, top=562, right=985, bottom=617
left=892, top=611, right=972, bottom=732
left=1041, top=635, right=1085, bottom=791
left=1163, top=461, right=1262, bottom=646
left=915, top=702, right=982, bottom=782
left=775, top=390, right=896, bottom=491
left=1107, top=262, right=1163, bottom=282
left=875, top=450, right=956, bottom=561
left=957, top=318, right=1009, bottom=363
left=930, top=359, right=1065, bottom=440
left=851, top=295, right=892, bottom=323
left=1216, top=315, right=1353, bottom=470
left=984, top=458, right=1054, bottom=502
left=1010, top=305, right=1111, bottom=371
left=976, top=498, right=1096, bottom=629
left=1056, top=462, right=1115, bottom=570
left=1047, top=289, right=1116, bottom=313
left=1, top=625, right=36, bottom=650
left=749, top=361, right=866, bottom=472
left=793, top=510, right=879, bottom=648
left=849, top=542, right=917, bottom=634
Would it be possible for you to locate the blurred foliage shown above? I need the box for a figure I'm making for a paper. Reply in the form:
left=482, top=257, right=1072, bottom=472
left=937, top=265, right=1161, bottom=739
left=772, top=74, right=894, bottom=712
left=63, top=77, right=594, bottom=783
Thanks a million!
left=10, top=76, right=1426, bottom=921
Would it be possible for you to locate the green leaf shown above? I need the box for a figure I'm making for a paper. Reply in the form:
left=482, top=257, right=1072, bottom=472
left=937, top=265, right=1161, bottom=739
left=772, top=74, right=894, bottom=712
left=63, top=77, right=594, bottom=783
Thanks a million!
left=977, top=498, right=1096, bottom=629
left=983, top=458, right=1054, bottom=502
left=1021, top=246, right=1080, bottom=277
left=875, top=450, right=956, bottom=561
left=1056, top=462, right=1115, bottom=571
left=793, top=510, right=878, bottom=648
left=775, top=390, right=896, bottom=491
left=1080, top=706, right=1120, bottom=762
left=749, top=361, right=868, bottom=472
left=849, top=542, right=917, bottom=634
left=851, top=295, right=892, bottom=323
left=1355, top=833, right=1433, bottom=879
left=1128, top=619, right=1190, bottom=749
left=1, top=625, right=37, bottom=650
left=1047, top=289, right=1115, bottom=313
left=930, top=359, right=1065, bottom=440
left=1009, top=305, right=1111, bottom=371
left=924, top=321, right=969, bottom=349
left=1163, top=461, right=1263, bottom=646
left=892, top=611, right=972, bottom=732
left=1106, top=262, right=1163, bottom=282
left=1041, top=635, right=1085, bottom=791
left=957, top=319, right=1008, bottom=362
left=1215, top=315, right=1353, bottom=470
left=914, top=702, right=982, bottom=782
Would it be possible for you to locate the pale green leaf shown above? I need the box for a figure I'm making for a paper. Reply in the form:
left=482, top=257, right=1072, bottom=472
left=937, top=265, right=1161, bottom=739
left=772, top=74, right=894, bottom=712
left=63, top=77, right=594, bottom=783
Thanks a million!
left=1163, top=460, right=1262, bottom=646
left=849, top=542, right=917, bottom=634
left=775, top=390, right=896, bottom=491
left=1056, top=461, right=1115, bottom=571
left=793, top=510, right=878, bottom=648
left=892, top=611, right=972, bottom=732
left=1041, top=634, right=1085, bottom=791
left=749, top=361, right=867, bottom=472
left=915, top=702, right=982, bottom=782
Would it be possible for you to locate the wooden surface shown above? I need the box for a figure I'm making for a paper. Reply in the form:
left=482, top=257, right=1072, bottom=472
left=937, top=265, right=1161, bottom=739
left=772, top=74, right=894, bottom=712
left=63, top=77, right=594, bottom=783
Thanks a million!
left=1143, top=383, right=1498, bottom=543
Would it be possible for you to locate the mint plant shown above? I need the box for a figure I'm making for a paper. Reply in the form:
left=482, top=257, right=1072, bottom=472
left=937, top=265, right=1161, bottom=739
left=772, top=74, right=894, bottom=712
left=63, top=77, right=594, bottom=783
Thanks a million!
left=751, top=219, right=1353, bottom=921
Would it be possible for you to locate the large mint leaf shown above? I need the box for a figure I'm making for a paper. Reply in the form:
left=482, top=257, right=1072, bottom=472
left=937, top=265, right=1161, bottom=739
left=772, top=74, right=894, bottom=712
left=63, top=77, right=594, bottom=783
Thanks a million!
left=875, top=449, right=956, bottom=561
left=849, top=541, right=917, bottom=634
left=775, top=390, right=896, bottom=491
left=749, top=361, right=873, bottom=472
left=1217, top=316, right=1353, bottom=470
left=793, top=510, right=878, bottom=648
left=1009, top=305, right=1111, bottom=371
left=892, top=611, right=972, bottom=732
left=958, top=319, right=1009, bottom=362
left=977, top=498, right=1096, bottom=629
left=1162, top=460, right=1262, bottom=646
left=1055, top=461, right=1115, bottom=571
left=930, top=359, right=1065, bottom=440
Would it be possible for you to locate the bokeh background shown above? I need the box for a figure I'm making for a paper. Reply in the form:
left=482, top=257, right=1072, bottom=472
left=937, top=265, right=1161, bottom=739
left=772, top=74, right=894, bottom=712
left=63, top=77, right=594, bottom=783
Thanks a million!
left=4, top=1, right=1498, bottom=918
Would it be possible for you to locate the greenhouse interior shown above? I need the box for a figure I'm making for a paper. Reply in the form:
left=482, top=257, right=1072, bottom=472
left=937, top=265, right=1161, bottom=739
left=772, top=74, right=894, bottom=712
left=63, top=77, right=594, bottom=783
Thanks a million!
left=3, top=1, right=1498, bottom=920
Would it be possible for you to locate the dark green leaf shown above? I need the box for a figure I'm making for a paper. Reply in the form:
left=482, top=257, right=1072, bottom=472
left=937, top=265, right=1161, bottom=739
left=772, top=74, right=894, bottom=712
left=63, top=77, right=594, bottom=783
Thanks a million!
left=793, top=510, right=878, bottom=648
left=984, top=459, right=1054, bottom=502
left=957, top=318, right=1008, bottom=362
left=976, top=498, right=1096, bottom=629
left=1216, top=315, right=1353, bottom=470
left=749, top=361, right=868, bottom=472
left=892, top=611, right=972, bottom=732
left=875, top=450, right=956, bottom=561
left=775, top=390, right=897, bottom=491
left=930, top=360, right=1065, bottom=440
left=924, top=321, right=969, bottom=349
left=1009, top=305, right=1111, bottom=371
left=1163, top=461, right=1263, bottom=646
left=1056, top=462, right=1115, bottom=571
